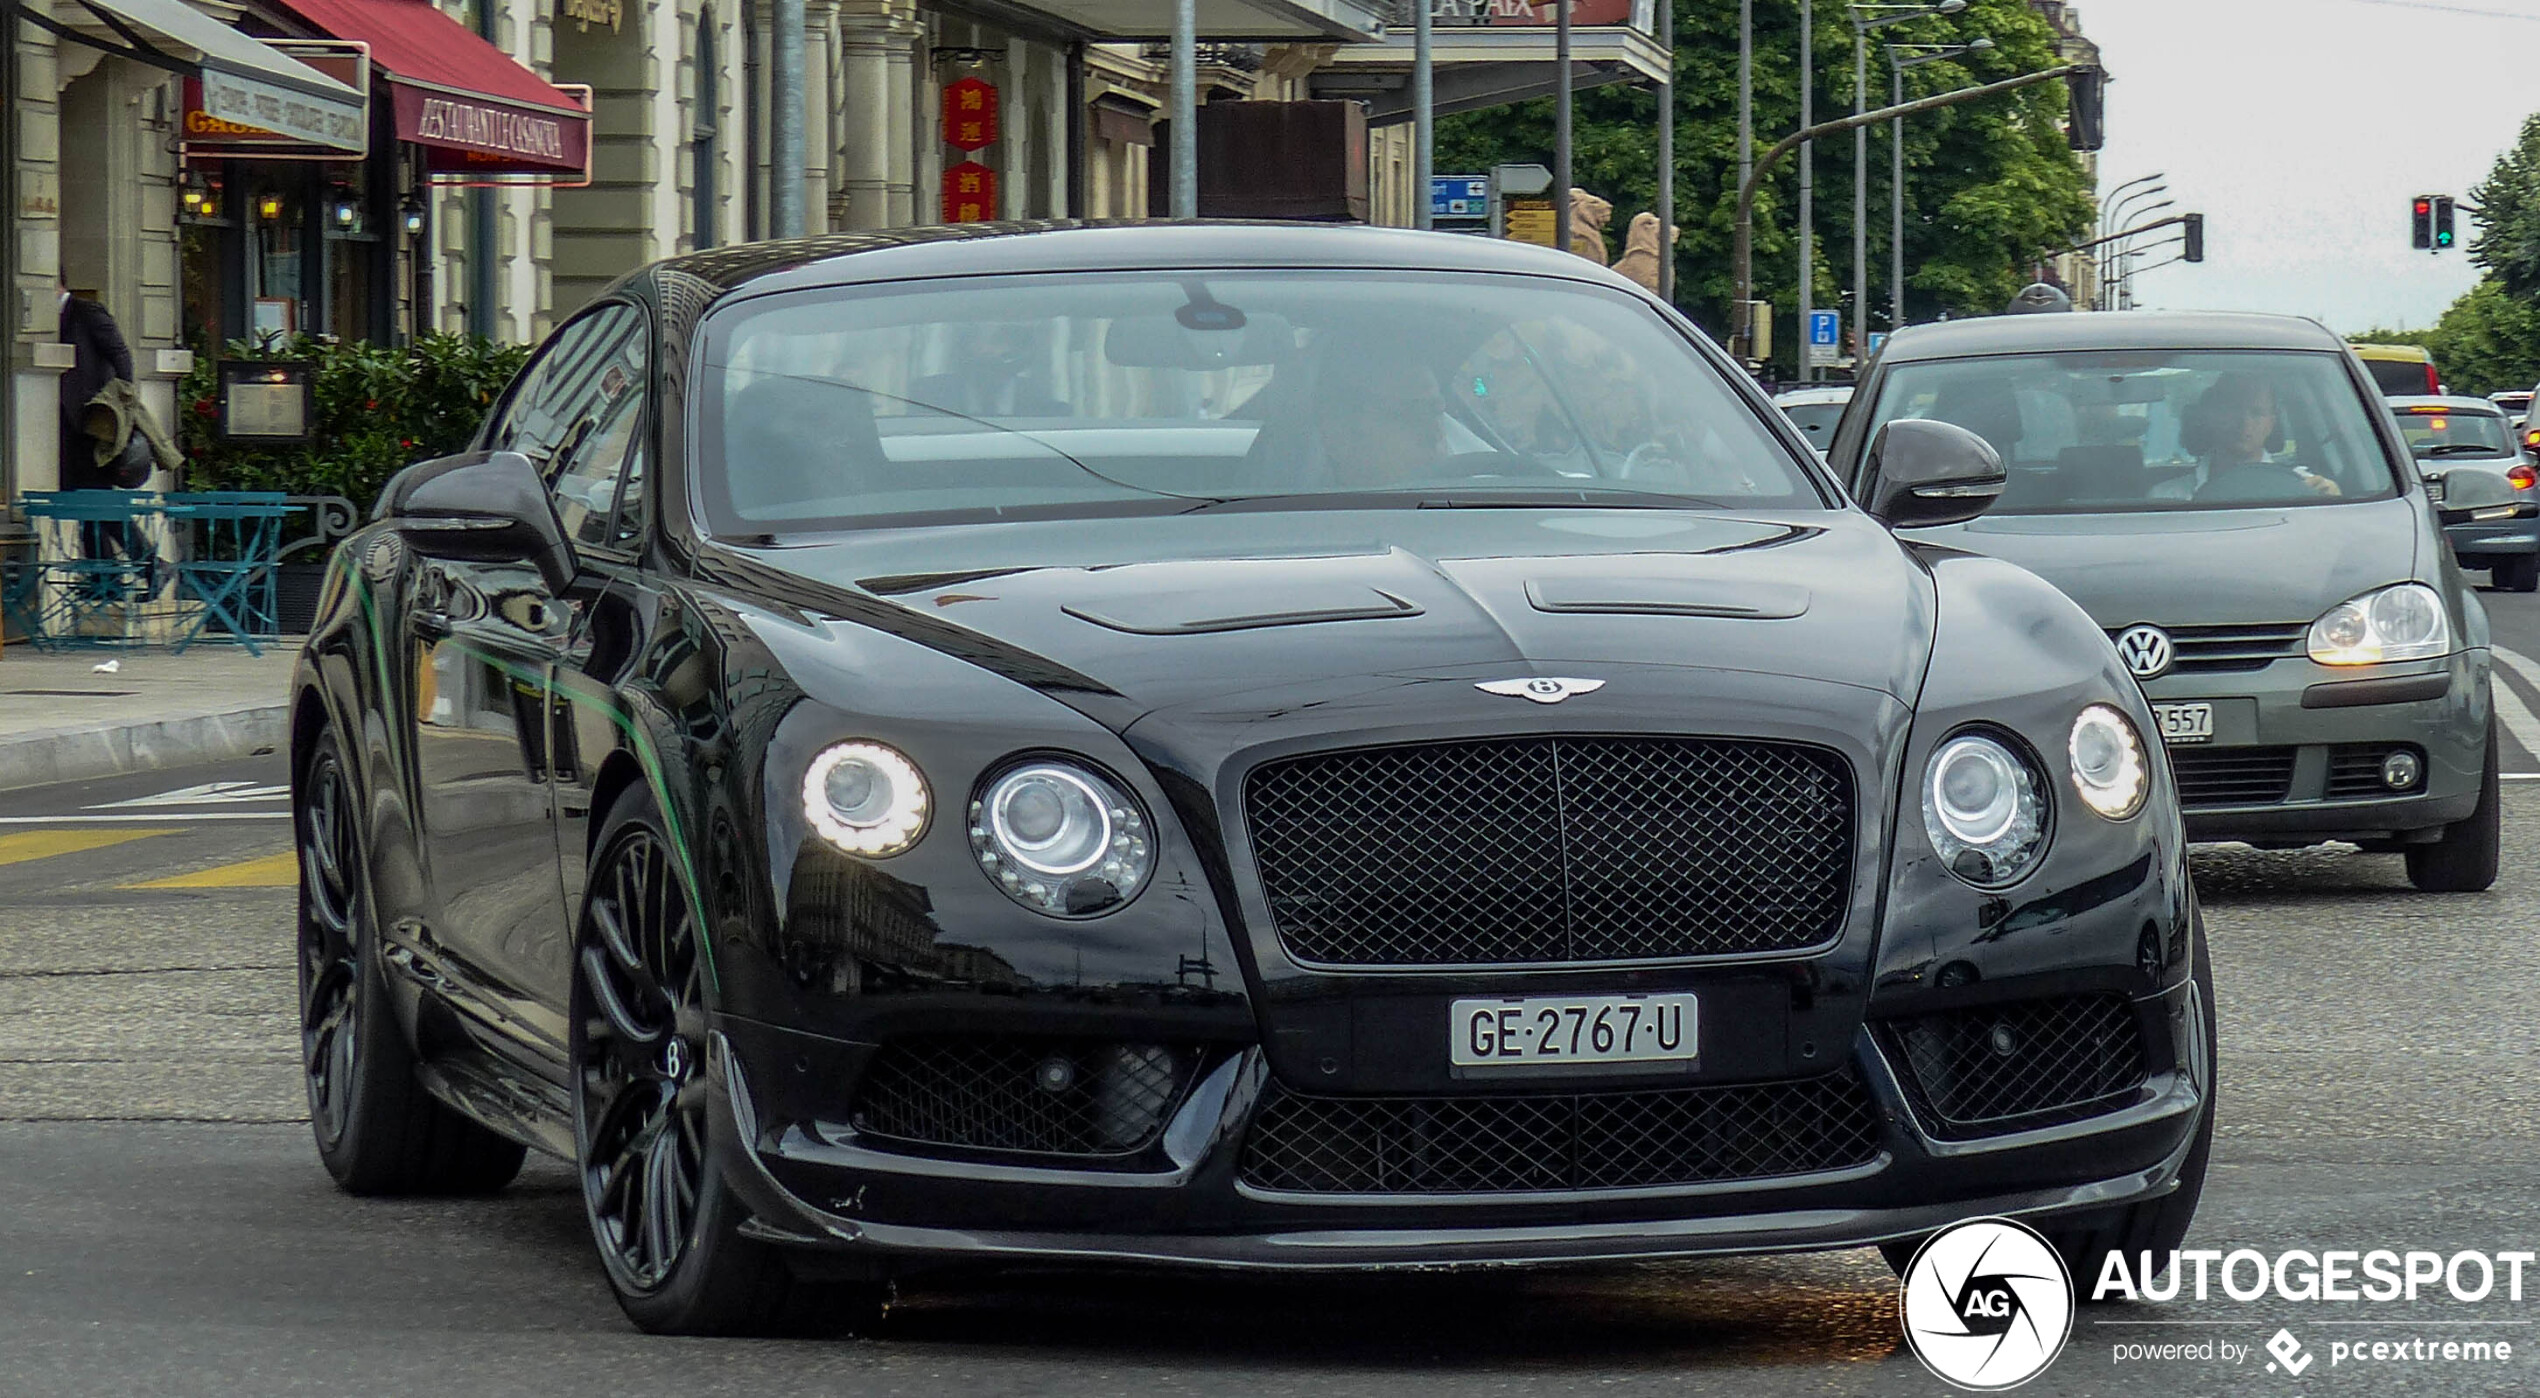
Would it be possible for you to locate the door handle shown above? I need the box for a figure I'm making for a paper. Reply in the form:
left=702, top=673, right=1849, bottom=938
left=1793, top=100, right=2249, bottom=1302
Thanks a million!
left=411, top=607, right=453, bottom=640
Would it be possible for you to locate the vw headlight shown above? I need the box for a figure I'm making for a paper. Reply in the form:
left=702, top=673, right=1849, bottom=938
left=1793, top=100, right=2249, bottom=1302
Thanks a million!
left=803, top=741, right=929, bottom=856
left=2307, top=582, right=2449, bottom=665
left=2068, top=704, right=2149, bottom=820
left=1924, top=733, right=2048, bottom=887
left=971, top=761, right=1154, bottom=916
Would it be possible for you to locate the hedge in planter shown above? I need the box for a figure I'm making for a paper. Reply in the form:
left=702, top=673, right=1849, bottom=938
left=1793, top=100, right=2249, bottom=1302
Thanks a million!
left=177, top=333, right=531, bottom=514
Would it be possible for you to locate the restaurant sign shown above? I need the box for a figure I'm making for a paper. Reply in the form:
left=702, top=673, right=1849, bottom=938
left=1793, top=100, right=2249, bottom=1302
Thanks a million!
left=183, top=42, right=371, bottom=157
left=393, top=83, right=591, bottom=176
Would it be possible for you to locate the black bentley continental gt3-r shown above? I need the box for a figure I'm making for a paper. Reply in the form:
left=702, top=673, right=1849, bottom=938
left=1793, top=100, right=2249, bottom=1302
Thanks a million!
left=289, top=223, right=2213, bottom=1334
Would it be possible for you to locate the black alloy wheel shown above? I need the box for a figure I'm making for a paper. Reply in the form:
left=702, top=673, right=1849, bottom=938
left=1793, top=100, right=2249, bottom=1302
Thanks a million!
left=297, top=728, right=526, bottom=1194
left=575, top=820, right=711, bottom=1296
left=571, top=788, right=887, bottom=1336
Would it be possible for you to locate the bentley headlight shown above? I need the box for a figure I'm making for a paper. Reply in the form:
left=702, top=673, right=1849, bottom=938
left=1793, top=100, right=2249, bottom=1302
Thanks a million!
left=803, top=741, right=929, bottom=856
left=1924, top=733, right=2047, bottom=886
left=2068, top=704, right=2149, bottom=820
left=2307, top=582, right=2449, bottom=665
left=971, top=761, right=1154, bottom=916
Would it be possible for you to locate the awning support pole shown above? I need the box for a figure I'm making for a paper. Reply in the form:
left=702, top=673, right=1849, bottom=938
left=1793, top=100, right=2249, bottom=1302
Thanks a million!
left=1170, top=0, right=1196, bottom=218
left=771, top=0, right=805, bottom=238
left=1412, top=0, right=1432, bottom=230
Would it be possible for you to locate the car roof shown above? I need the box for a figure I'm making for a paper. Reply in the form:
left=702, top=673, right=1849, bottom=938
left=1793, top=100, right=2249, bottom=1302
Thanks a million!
left=2388, top=395, right=2505, bottom=415
left=1875, top=310, right=2349, bottom=362
left=2349, top=342, right=2436, bottom=362
left=637, top=221, right=1647, bottom=301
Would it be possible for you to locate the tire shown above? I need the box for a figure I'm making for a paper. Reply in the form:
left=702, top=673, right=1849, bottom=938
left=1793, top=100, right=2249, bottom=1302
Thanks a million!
left=571, top=785, right=887, bottom=1337
left=2498, top=555, right=2540, bottom=594
left=2407, top=719, right=2501, bottom=893
left=297, top=728, right=527, bottom=1195
left=1881, top=912, right=2217, bottom=1290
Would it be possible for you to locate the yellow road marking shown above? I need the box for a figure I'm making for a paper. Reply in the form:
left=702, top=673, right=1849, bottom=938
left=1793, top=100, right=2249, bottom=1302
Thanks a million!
left=123, top=851, right=299, bottom=890
left=0, top=828, right=176, bottom=867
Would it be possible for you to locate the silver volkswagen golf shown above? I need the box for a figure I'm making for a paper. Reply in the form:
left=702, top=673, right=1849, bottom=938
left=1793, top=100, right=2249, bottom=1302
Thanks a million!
left=1832, top=312, right=2499, bottom=891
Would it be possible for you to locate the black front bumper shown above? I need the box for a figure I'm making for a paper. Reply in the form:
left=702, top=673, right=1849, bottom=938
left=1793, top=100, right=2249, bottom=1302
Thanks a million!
left=705, top=976, right=2209, bottom=1274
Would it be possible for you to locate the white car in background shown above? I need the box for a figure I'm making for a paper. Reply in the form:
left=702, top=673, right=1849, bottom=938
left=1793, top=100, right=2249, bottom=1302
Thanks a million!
left=1772, top=384, right=1853, bottom=454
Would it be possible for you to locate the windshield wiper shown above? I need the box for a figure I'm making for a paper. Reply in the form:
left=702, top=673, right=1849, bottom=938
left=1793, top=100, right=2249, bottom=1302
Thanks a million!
left=1180, top=488, right=1731, bottom=513
left=2423, top=443, right=2511, bottom=458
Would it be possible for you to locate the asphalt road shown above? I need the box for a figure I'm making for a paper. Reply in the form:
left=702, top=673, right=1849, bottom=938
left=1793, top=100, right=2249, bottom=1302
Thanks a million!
left=10, top=592, right=2540, bottom=1396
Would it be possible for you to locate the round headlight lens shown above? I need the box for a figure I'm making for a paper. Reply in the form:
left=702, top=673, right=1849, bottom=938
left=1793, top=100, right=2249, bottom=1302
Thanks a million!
left=2068, top=704, right=2149, bottom=820
left=2309, top=582, right=2450, bottom=664
left=971, top=761, right=1154, bottom=916
left=803, top=742, right=929, bottom=856
left=1923, top=733, right=2047, bottom=887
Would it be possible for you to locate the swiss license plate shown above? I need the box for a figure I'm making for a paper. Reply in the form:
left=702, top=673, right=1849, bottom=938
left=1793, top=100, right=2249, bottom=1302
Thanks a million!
left=1450, top=994, right=1698, bottom=1068
left=2153, top=701, right=2215, bottom=744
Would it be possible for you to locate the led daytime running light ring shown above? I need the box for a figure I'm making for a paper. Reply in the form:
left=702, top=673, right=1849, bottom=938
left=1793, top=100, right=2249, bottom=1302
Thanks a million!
left=802, top=741, right=929, bottom=856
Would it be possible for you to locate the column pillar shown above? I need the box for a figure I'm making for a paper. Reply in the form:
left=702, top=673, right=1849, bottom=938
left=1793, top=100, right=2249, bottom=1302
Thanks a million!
left=834, top=0, right=916, bottom=228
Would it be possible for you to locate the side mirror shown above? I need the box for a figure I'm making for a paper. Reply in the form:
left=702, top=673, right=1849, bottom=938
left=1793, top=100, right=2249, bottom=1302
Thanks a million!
left=383, top=450, right=576, bottom=595
left=1863, top=419, right=2007, bottom=528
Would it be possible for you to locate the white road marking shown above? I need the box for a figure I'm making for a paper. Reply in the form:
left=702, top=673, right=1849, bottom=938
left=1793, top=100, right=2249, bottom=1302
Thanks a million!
left=86, top=781, right=290, bottom=810
left=2487, top=645, right=2540, bottom=766
left=0, top=813, right=290, bottom=825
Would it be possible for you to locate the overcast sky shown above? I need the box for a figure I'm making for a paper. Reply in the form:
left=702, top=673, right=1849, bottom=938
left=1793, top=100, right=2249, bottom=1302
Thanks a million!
left=2087, top=0, right=2537, bottom=333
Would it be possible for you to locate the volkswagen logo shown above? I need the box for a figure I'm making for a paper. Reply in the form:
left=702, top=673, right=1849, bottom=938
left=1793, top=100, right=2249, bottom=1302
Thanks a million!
left=2114, top=625, right=2174, bottom=680
left=1899, top=1216, right=2074, bottom=1390
left=1476, top=677, right=1607, bottom=705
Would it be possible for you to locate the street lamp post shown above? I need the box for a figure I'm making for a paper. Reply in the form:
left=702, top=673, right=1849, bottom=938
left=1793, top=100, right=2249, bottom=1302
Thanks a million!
left=1414, top=0, right=1433, bottom=229
left=1885, top=38, right=1989, bottom=334
left=2102, top=185, right=2171, bottom=306
left=1797, top=0, right=1810, bottom=380
left=1849, top=0, right=1964, bottom=361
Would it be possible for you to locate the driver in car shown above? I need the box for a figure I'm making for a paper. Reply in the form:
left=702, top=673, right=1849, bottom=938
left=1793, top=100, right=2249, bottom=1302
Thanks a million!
left=1315, top=356, right=1455, bottom=488
left=2162, top=373, right=2341, bottom=502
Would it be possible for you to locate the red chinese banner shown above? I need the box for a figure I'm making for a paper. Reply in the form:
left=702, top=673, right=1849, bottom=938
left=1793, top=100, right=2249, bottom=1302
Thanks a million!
left=942, top=76, right=999, bottom=153
left=941, top=160, right=997, bottom=223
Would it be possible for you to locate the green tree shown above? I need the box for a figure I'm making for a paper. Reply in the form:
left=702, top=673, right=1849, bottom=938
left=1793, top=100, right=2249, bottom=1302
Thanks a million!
left=1434, top=0, right=2093, bottom=375
left=2359, top=281, right=2540, bottom=398
left=2471, top=113, right=2540, bottom=301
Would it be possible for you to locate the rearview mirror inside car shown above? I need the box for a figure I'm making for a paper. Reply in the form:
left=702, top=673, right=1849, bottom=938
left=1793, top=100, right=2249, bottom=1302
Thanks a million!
left=1863, top=419, right=2007, bottom=529
left=382, top=449, right=577, bottom=595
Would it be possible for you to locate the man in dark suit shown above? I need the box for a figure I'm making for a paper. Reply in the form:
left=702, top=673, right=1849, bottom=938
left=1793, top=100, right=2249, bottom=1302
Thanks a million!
left=57, top=276, right=140, bottom=570
left=58, top=276, right=134, bottom=490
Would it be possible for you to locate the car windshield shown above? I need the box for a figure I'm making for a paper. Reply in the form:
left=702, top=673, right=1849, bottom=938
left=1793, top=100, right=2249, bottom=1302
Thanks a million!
left=2363, top=357, right=2434, bottom=395
left=692, top=271, right=1821, bottom=532
left=1861, top=349, right=2403, bottom=514
left=1780, top=401, right=1846, bottom=449
left=2396, top=408, right=2514, bottom=458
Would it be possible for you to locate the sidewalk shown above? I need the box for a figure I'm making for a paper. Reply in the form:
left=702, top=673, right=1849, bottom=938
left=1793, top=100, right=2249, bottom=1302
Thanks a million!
left=0, top=642, right=297, bottom=793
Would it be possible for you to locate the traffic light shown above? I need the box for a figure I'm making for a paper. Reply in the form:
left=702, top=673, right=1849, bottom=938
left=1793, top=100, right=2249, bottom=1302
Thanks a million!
left=2181, top=213, right=2205, bottom=264
left=2434, top=195, right=2457, bottom=250
left=2413, top=196, right=2434, bottom=250
left=2066, top=66, right=2105, bottom=152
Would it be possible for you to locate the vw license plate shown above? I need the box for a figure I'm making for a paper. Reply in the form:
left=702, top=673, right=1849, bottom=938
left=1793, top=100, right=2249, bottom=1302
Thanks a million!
left=1451, top=994, right=1698, bottom=1067
left=2153, top=701, right=2215, bottom=744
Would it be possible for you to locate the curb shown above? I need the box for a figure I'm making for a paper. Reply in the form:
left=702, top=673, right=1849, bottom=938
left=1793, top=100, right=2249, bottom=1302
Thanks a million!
left=0, top=704, right=291, bottom=794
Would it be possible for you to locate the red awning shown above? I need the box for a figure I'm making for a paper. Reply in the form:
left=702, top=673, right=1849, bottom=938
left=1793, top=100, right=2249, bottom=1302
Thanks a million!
left=276, top=0, right=589, bottom=175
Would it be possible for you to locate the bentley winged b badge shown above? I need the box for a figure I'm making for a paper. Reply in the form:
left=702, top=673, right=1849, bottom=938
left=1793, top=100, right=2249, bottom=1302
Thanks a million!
left=1477, top=677, right=1607, bottom=705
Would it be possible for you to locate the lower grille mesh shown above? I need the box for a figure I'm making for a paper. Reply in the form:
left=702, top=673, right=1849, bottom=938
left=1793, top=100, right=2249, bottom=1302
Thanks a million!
left=1878, top=995, right=2149, bottom=1139
left=852, top=1037, right=1198, bottom=1157
left=2168, top=745, right=2297, bottom=808
left=1237, top=1071, right=1883, bottom=1195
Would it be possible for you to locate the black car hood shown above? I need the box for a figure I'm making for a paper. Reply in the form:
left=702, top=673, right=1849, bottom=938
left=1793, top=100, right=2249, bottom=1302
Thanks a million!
left=735, top=507, right=1933, bottom=730
left=1910, top=497, right=2424, bottom=630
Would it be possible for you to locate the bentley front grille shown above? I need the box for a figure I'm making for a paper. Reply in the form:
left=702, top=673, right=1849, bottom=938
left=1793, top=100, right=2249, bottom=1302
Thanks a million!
left=1236, top=1070, right=1884, bottom=1195
left=851, top=1037, right=1200, bottom=1157
left=1243, top=736, right=1855, bottom=967
left=1877, top=994, right=2150, bottom=1140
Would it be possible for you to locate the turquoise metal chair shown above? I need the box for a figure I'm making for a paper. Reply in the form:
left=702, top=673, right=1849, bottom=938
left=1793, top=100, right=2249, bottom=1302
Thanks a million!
left=161, top=491, right=294, bottom=657
left=5, top=491, right=165, bottom=650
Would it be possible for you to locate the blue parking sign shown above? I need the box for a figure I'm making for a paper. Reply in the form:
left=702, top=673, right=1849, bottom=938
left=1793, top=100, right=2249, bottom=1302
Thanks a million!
left=1807, top=310, right=1841, bottom=347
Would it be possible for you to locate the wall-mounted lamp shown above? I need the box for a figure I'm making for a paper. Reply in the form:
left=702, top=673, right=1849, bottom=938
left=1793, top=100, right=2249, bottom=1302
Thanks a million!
left=399, top=192, right=427, bottom=237
left=179, top=168, right=217, bottom=219
left=256, top=191, right=285, bottom=221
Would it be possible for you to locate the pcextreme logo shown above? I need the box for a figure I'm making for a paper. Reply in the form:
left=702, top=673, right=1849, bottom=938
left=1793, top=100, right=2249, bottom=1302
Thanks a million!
left=1900, top=1217, right=2077, bottom=1390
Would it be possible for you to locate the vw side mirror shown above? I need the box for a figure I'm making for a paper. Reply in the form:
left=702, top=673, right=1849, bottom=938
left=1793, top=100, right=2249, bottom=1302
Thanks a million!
left=1864, top=419, right=2007, bottom=528
left=383, top=450, right=577, bottom=595
left=2435, top=465, right=2520, bottom=525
